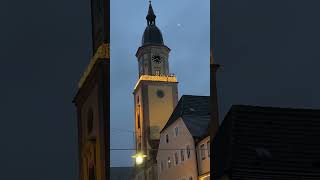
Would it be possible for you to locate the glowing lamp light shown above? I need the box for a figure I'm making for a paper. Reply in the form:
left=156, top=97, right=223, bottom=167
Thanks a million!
left=136, top=156, right=144, bottom=164
left=132, top=153, right=147, bottom=165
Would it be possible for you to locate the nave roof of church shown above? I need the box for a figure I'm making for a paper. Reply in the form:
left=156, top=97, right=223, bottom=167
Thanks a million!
left=161, top=95, right=210, bottom=138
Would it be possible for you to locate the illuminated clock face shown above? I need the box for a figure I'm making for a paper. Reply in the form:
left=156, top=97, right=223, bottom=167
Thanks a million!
left=152, top=55, right=162, bottom=64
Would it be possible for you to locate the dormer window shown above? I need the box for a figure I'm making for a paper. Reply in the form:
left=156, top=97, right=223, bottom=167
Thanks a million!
left=165, top=134, right=169, bottom=143
left=189, top=108, right=195, bottom=112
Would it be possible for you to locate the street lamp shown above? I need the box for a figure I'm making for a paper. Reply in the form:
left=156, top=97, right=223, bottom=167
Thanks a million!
left=132, top=153, right=147, bottom=165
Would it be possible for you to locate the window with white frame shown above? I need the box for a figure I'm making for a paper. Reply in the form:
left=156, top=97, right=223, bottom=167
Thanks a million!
left=167, top=156, right=171, bottom=168
left=180, top=149, right=185, bottom=162
left=174, top=151, right=179, bottom=165
left=186, top=145, right=191, bottom=159
left=166, top=134, right=169, bottom=143
left=200, top=144, right=206, bottom=160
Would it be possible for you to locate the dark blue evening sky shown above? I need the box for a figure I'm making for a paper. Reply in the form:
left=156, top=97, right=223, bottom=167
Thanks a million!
left=1, top=0, right=320, bottom=179
left=110, top=0, right=210, bottom=167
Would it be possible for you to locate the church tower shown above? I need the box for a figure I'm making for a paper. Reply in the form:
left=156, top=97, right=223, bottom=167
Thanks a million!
left=133, top=2, right=178, bottom=179
left=73, top=0, right=109, bottom=180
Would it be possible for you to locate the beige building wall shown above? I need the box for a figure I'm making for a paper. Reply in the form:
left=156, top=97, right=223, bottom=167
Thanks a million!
left=133, top=80, right=178, bottom=180
left=147, top=84, right=176, bottom=139
left=196, top=136, right=210, bottom=180
left=157, top=118, right=198, bottom=180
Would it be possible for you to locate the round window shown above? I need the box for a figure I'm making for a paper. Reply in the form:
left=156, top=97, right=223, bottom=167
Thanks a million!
left=156, top=90, right=165, bottom=98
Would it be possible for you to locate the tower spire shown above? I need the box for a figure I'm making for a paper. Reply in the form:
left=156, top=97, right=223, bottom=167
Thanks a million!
left=146, top=1, right=156, bottom=26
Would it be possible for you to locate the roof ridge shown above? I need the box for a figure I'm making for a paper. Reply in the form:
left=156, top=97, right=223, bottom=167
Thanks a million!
left=181, top=94, right=208, bottom=97
left=231, top=104, right=320, bottom=112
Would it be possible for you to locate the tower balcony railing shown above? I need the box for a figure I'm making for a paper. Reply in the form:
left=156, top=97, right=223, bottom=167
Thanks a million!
left=156, top=73, right=175, bottom=77
left=134, top=74, right=177, bottom=91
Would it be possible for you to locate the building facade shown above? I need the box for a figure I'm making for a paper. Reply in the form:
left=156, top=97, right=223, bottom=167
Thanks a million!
left=133, top=2, right=178, bottom=180
left=73, top=0, right=109, bottom=180
left=157, top=118, right=198, bottom=180
left=157, top=95, right=211, bottom=180
left=196, top=136, right=210, bottom=180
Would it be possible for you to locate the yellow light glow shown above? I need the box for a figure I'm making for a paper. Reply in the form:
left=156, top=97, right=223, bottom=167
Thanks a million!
left=131, top=153, right=147, bottom=165
left=199, top=174, right=210, bottom=180
left=133, top=75, right=178, bottom=91
left=136, top=156, right=143, bottom=164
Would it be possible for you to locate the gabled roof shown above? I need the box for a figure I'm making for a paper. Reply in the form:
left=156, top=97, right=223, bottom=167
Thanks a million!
left=161, top=95, right=210, bottom=138
left=213, top=104, right=320, bottom=179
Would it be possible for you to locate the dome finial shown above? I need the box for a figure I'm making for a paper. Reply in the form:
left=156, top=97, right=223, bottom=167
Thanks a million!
left=146, top=1, right=156, bottom=26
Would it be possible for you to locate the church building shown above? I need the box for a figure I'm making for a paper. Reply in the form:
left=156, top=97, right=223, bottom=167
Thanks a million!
left=133, top=2, right=179, bottom=180
left=73, top=0, right=109, bottom=180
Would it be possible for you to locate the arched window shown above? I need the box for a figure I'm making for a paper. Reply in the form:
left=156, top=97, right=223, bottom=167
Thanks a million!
left=137, top=113, right=141, bottom=129
left=137, top=106, right=141, bottom=129
left=186, top=145, right=191, bottom=159
left=174, top=151, right=179, bottom=165
left=180, top=149, right=185, bottom=162
left=87, top=108, right=94, bottom=134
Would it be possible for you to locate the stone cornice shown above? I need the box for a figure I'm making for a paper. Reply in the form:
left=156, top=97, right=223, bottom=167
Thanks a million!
left=133, top=75, right=178, bottom=92
left=78, top=43, right=110, bottom=88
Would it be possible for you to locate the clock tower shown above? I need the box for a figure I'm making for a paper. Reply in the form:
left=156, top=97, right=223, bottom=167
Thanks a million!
left=133, top=2, right=178, bottom=180
left=73, top=0, right=109, bottom=180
